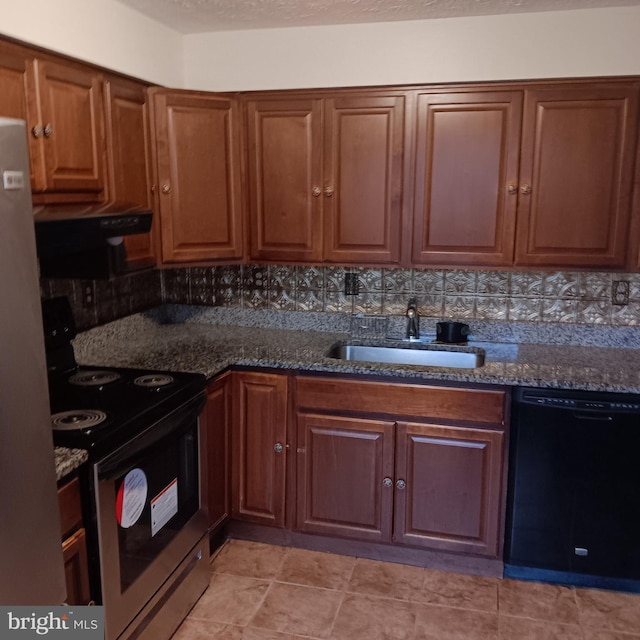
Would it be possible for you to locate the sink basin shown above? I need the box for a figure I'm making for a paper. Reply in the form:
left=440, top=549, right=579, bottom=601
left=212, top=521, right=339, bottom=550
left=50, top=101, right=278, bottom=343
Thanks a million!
left=328, top=343, right=485, bottom=369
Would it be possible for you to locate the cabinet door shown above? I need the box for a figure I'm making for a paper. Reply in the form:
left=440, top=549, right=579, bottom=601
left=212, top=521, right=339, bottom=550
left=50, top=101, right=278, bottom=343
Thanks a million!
left=58, top=478, right=92, bottom=605
left=206, top=375, right=232, bottom=532
left=394, top=422, right=504, bottom=557
left=153, top=90, right=243, bottom=263
left=104, top=76, right=156, bottom=268
left=246, top=98, right=323, bottom=262
left=0, top=42, right=46, bottom=190
left=232, top=372, right=288, bottom=527
left=296, top=413, right=395, bottom=542
left=62, top=528, right=92, bottom=605
left=35, top=59, right=105, bottom=197
left=323, top=95, right=404, bottom=264
left=412, top=91, right=522, bottom=266
left=515, top=85, right=639, bottom=268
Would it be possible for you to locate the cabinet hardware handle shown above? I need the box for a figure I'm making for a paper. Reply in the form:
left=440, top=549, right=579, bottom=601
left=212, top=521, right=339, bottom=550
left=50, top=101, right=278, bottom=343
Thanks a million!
left=274, top=442, right=284, bottom=453
left=312, top=186, right=322, bottom=197
left=161, top=183, right=172, bottom=195
left=520, top=184, right=532, bottom=195
left=43, top=123, right=54, bottom=138
left=383, top=477, right=393, bottom=488
left=323, top=186, right=334, bottom=197
left=31, top=125, right=44, bottom=138
left=150, top=184, right=157, bottom=193
left=507, top=184, right=518, bottom=195
left=396, top=479, right=406, bottom=490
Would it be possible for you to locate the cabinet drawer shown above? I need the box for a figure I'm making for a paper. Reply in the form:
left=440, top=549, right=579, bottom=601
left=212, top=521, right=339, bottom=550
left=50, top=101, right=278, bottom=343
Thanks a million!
left=296, top=376, right=506, bottom=426
left=58, top=477, right=82, bottom=539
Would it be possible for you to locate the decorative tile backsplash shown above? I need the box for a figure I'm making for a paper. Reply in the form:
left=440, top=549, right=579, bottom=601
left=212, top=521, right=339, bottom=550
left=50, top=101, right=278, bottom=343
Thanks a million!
left=41, top=265, right=640, bottom=332
left=161, top=265, right=640, bottom=327
left=41, top=270, right=162, bottom=331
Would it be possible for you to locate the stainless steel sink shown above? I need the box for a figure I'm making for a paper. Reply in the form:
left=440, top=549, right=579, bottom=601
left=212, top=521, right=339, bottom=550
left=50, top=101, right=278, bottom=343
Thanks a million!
left=328, top=344, right=485, bottom=368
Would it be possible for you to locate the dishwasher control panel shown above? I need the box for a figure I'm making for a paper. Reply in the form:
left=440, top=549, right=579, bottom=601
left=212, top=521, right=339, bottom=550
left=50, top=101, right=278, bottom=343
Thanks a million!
left=518, top=388, right=640, bottom=413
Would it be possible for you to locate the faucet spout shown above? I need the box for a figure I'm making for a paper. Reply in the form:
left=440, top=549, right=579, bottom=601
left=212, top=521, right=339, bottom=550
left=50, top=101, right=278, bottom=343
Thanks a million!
left=406, top=298, right=419, bottom=340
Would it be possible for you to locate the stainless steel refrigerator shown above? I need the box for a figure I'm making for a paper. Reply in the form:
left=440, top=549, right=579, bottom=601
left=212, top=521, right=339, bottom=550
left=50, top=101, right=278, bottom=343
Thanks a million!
left=0, top=117, right=66, bottom=604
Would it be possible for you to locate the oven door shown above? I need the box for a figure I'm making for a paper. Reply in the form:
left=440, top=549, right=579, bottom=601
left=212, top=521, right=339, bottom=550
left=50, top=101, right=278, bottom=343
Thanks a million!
left=94, top=393, right=208, bottom=640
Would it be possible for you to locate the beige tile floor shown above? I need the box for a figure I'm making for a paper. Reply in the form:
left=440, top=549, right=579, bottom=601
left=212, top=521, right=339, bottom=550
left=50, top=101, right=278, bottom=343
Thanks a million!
left=173, top=540, right=640, bottom=640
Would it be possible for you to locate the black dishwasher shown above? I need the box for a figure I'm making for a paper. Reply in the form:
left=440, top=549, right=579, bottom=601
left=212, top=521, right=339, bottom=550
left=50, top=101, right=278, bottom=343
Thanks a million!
left=505, top=386, right=640, bottom=592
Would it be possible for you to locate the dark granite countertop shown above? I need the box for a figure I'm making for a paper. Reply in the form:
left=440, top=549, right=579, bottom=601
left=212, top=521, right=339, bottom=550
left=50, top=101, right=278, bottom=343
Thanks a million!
left=70, top=306, right=640, bottom=395
left=54, top=446, right=88, bottom=482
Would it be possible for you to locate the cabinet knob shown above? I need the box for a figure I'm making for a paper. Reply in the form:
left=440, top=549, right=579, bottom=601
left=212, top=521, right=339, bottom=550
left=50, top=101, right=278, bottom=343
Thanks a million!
left=274, top=442, right=284, bottom=454
left=507, top=184, right=518, bottom=195
left=150, top=184, right=157, bottom=194
left=396, top=479, right=406, bottom=490
left=520, top=184, right=532, bottom=195
left=43, top=123, right=54, bottom=138
left=161, top=183, right=172, bottom=195
left=311, top=186, right=322, bottom=197
left=31, top=125, right=44, bottom=138
left=323, top=186, right=334, bottom=197
left=383, top=477, right=393, bottom=488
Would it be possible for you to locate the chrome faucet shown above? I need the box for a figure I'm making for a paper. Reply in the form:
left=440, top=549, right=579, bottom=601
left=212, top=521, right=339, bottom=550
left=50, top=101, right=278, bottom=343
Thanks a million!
left=406, top=298, right=419, bottom=340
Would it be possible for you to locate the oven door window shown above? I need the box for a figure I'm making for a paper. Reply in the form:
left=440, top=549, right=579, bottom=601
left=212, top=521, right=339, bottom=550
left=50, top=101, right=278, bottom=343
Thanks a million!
left=114, top=423, right=199, bottom=591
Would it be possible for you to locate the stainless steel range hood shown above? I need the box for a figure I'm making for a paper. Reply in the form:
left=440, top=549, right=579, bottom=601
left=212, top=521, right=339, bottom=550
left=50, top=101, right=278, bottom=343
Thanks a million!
left=34, top=202, right=153, bottom=279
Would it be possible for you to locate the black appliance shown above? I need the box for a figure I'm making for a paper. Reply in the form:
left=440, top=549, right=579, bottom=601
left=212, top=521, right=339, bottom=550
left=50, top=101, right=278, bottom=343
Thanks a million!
left=43, top=298, right=210, bottom=640
left=436, top=321, right=470, bottom=344
left=505, top=386, right=640, bottom=592
left=34, top=204, right=152, bottom=279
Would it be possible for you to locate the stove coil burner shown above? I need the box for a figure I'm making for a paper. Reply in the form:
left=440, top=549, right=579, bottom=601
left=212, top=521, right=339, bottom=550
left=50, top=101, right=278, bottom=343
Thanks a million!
left=69, top=370, right=121, bottom=386
left=52, top=409, right=108, bottom=431
left=133, top=374, right=175, bottom=389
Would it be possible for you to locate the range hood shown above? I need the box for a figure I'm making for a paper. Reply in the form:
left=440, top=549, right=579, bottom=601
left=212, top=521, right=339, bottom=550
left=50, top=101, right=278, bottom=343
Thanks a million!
left=34, top=202, right=153, bottom=279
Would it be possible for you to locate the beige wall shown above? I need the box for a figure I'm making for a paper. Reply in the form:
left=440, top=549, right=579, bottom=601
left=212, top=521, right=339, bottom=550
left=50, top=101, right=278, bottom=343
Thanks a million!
left=184, top=7, right=640, bottom=91
left=0, top=0, right=183, bottom=87
left=3, top=4, right=640, bottom=94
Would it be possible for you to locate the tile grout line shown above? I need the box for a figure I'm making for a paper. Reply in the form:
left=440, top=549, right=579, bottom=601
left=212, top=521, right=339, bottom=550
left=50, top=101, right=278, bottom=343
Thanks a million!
left=243, top=543, right=292, bottom=633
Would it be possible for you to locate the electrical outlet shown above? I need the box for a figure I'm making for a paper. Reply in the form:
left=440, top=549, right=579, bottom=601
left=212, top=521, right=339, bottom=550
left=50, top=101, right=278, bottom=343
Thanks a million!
left=344, top=273, right=360, bottom=296
left=81, top=281, right=96, bottom=308
left=612, top=280, right=630, bottom=306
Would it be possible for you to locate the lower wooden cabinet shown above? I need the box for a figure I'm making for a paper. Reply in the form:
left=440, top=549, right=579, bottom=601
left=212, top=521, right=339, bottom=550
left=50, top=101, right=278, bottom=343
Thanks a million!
left=394, top=422, right=504, bottom=556
left=62, top=528, right=91, bottom=606
left=296, top=413, right=395, bottom=542
left=58, top=477, right=91, bottom=605
left=295, top=375, right=508, bottom=558
left=226, top=370, right=508, bottom=559
left=206, top=374, right=232, bottom=532
left=231, top=371, right=288, bottom=527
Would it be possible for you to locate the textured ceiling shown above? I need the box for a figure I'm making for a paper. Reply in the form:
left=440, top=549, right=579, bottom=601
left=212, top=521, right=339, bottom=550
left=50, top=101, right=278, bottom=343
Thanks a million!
left=115, top=0, right=640, bottom=33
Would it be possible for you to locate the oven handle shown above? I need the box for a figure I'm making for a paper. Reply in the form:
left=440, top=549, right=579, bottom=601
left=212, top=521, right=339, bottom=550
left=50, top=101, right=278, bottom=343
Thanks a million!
left=97, top=393, right=206, bottom=481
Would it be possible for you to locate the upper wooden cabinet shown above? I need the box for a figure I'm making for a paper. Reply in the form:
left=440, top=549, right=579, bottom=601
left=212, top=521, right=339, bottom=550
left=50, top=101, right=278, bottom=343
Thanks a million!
left=245, top=92, right=405, bottom=264
left=246, top=98, right=323, bottom=262
left=34, top=59, right=105, bottom=199
left=151, top=90, right=244, bottom=264
left=514, top=85, right=639, bottom=268
left=0, top=43, right=39, bottom=189
left=104, top=76, right=156, bottom=268
left=412, top=83, right=640, bottom=269
left=412, top=91, right=523, bottom=266
left=0, top=41, right=105, bottom=203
